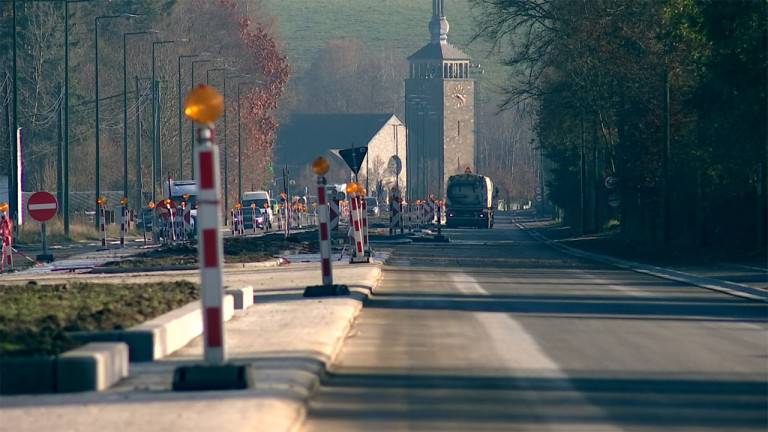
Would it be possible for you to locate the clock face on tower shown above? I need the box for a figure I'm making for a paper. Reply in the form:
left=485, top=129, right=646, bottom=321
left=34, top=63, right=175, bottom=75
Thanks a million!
left=452, top=83, right=467, bottom=107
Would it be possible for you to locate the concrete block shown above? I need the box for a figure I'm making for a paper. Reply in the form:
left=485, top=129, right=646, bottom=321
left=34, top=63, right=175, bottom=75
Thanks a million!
left=0, top=356, right=55, bottom=394
left=72, top=296, right=237, bottom=363
left=56, top=342, right=129, bottom=392
left=126, top=295, right=235, bottom=362
left=225, top=285, right=254, bottom=309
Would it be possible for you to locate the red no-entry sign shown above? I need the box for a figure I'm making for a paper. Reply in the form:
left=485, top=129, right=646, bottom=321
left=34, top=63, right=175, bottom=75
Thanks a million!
left=27, top=192, right=58, bottom=222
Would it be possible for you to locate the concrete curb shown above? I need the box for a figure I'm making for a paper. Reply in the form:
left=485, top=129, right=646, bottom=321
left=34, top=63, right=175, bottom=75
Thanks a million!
left=88, top=258, right=287, bottom=274
left=72, top=294, right=240, bottom=362
left=0, top=342, right=129, bottom=394
left=520, top=224, right=768, bottom=303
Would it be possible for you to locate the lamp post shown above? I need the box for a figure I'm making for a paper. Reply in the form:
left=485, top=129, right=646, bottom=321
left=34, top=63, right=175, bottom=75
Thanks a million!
left=222, top=74, right=250, bottom=212
left=10, top=2, right=18, bottom=228
left=151, top=39, right=187, bottom=201
left=237, top=81, right=260, bottom=200
left=123, top=30, right=157, bottom=203
left=190, top=59, right=216, bottom=164
left=177, top=53, right=208, bottom=179
left=95, top=13, right=138, bottom=226
left=206, top=68, right=232, bottom=86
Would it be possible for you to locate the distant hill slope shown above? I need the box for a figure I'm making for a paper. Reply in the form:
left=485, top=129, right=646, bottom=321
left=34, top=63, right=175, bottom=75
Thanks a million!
left=265, top=0, right=508, bottom=93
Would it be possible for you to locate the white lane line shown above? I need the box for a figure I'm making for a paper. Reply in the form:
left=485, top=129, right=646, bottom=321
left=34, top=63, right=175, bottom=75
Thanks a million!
left=570, top=271, right=655, bottom=298
left=449, top=272, right=627, bottom=432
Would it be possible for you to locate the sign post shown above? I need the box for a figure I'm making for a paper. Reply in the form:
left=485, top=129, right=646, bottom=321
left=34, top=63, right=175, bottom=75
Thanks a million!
left=304, top=157, right=350, bottom=297
left=27, top=191, right=58, bottom=262
left=172, top=84, right=253, bottom=391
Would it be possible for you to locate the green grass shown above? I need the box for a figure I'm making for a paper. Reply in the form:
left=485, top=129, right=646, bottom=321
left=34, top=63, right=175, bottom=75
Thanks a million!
left=0, top=281, right=200, bottom=358
left=15, top=217, right=137, bottom=245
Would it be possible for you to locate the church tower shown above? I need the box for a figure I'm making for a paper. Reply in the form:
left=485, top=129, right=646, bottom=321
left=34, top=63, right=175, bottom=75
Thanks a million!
left=405, top=0, right=475, bottom=200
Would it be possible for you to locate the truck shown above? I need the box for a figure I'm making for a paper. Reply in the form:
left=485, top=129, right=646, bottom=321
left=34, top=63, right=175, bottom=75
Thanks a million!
left=163, top=179, right=197, bottom=229
left=444, top=170, right=498, bottom=229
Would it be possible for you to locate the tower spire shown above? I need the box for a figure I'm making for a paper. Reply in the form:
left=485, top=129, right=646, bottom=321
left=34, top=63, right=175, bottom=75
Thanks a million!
left=429, top=0, right=450, bottom=44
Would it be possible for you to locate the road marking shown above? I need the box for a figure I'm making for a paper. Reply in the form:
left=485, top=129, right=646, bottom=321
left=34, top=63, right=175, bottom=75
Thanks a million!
left=449, top=272, right=627, bottom=431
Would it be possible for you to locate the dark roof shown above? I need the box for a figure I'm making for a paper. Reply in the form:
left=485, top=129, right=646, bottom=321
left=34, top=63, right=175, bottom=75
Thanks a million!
left=274, top=113, right=395, bottom=168
left=408, top=42, right=470, bottom=61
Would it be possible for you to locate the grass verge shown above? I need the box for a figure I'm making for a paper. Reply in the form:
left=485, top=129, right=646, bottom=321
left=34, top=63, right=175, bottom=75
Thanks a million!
left=0, top=281, right=199, bottom=359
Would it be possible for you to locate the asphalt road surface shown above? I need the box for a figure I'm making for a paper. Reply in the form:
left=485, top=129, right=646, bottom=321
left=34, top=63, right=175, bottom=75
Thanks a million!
left=302, top=215, right=768, bottom=431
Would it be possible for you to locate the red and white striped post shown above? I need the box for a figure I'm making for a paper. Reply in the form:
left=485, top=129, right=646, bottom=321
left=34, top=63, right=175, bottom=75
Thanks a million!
left=119, top=198, right=127, bottom=248
left=361, top=195, right=370, bottom=256
left=350, top=195, right=364, bottom=257
left=195, top=125, right=226, bottom=365
left=173, top=84, right=253, bottom=391
left=251, top=204, right=258, bottom=233
left=347, top=183, right=368, bottom=264
left=98, top=197, right=107, bottom=248
left=303, top=158, right=349, bottom=297
left=0, top=204, right=12, bottom=270
left=316, top=169, right=332, bottom=284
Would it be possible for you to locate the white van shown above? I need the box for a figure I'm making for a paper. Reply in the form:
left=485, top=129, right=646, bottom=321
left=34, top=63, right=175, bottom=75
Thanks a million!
left=241, top=191, right=273, bottom=228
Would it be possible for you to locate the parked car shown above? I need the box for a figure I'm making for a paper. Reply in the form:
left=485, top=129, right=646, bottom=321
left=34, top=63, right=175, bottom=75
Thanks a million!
left=365, top=197, right=380, bottom=216
left=241, top=206, right=269, bottom=230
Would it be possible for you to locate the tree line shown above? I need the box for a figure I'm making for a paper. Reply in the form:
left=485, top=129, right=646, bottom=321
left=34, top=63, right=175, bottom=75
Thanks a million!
left=0, top=0, right=288, bottom=215
left=471, top=0, right=767, bottom=251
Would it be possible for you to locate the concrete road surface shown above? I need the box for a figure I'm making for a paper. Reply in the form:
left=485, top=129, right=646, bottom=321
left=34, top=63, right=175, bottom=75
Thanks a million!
left=303, top=217, right=767, bottom=432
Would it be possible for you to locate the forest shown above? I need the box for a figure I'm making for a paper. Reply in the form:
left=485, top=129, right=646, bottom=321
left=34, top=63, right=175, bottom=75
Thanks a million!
left=471, top=0, right=766, bottom=251
left=1, top=0, right=765, bottom=253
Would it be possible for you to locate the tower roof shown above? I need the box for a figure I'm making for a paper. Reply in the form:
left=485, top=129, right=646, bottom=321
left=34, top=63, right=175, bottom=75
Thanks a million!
left=408, top=0, right=470, bottom=62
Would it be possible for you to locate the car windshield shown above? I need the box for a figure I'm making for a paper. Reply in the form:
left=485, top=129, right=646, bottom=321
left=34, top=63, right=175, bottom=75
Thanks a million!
left=243, top=199, right=269, bottom=210
left=172, top=194, right=197, bottom=207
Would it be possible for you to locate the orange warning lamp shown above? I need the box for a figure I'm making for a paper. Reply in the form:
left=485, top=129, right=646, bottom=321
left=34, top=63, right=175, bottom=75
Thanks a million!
left=346, top=182, right=362, bottom=195
left=312, top=157, right=330, bottom=175
left=148, top=201, right=155, bottom=209
left=97, top=196, right=105, bottom=205
left=250, top=203, right=256, bottom=208
left=184, top=84, right=223, bottom=124
left=120, top=197, right=128, bottom=205
left=0, top=202, right=8, bottom=212
left=235, top=203, right=242, bottom=209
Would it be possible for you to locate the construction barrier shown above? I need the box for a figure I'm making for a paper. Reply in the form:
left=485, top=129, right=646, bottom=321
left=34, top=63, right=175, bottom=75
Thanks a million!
left=0, top=210, right=12, bottom=270
left=349, top=195, right=366, bottom=263
left=119, top=205, right=126, bottom=248
left=99, top=203, right=107, bottom=248
left=361, top=196, right=370, bottom=255
left=194, top=125, right=226, bottom=365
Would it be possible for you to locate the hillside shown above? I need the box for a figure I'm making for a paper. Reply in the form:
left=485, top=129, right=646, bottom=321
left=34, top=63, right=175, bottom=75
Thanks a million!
left=264, top=0, right=509, bottom=96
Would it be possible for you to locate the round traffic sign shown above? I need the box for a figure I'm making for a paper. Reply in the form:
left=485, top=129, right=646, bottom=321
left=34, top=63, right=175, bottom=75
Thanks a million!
left=388, top=155, right=402, bottom=175
left=27, top=191, right=58, bottom=222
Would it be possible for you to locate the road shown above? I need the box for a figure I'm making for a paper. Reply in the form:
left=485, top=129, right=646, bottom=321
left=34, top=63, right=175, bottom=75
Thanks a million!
left=303, top=215, right=768, bottom=431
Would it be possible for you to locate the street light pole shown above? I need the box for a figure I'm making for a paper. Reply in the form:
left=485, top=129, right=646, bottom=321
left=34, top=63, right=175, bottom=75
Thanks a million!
left=237, top=81, right=259, bottom=200
left=95, top=13, right=137, bottom=226
left=177, top=53, right=202, bottom=179
left=222, top=74, right=249, bottom=212
left=151, top=39, right=187, bottom=201
left=123, top=30, right=157, bottom=204
left=190, top=59, right=216, bottom=166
